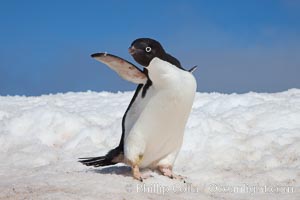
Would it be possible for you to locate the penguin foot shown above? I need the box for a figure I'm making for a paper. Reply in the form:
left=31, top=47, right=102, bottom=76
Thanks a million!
left=158, top=166, right=186, bottom=181
left=132, top=164, right=144, bottom=182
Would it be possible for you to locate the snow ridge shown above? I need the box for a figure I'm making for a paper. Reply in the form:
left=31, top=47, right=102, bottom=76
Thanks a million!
left=0, top=89, right=299, bottom=199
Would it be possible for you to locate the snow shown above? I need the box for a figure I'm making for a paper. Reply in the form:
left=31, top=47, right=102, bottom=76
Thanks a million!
left=0, top=89, right=299, bottom=199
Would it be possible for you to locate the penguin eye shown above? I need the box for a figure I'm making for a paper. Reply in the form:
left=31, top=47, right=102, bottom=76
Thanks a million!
left=145, top=47, right=152, bottom=53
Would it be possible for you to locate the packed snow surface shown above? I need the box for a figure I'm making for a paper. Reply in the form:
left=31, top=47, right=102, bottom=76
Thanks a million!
left=0, top=89, right=299, bottom=199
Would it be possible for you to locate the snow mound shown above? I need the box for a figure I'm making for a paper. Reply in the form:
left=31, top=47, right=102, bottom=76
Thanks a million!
left=0, top=89, right=299, bottom=199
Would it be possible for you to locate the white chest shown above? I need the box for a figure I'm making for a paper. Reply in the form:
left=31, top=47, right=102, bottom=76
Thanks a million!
left=124, top=58, right=197, bottom=167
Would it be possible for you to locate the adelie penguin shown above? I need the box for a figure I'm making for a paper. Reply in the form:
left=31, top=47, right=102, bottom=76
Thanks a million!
left=79, top=38, right=197, bottom=181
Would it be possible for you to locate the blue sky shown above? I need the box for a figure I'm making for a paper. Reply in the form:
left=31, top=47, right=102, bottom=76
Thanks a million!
left=0, top=0, right=299, bottom=96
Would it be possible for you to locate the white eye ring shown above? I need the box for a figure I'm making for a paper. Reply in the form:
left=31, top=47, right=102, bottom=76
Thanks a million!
left=145, top=47, right=151, bottom=53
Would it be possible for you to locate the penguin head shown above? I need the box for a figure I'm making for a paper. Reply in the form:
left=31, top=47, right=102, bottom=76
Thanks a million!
left=129, top=38, right=165, bottom=67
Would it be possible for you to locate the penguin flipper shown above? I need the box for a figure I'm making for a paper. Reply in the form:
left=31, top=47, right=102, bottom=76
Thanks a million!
left=79, top=146, right=124, bottom=167
left=91, top=53, right=147, bottom=84
left=188, top=65, right=197, bottom=73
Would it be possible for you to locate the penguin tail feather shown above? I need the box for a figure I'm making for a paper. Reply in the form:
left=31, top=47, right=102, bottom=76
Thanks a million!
left=79, top=146, right=124, bottom=167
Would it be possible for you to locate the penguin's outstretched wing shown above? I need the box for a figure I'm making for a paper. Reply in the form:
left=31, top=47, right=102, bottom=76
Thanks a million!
left=91, top=53, right=147, bottom=84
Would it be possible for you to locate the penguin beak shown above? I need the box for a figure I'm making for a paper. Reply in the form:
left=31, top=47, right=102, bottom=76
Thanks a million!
left=128, top=46, right=136, bottom=55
